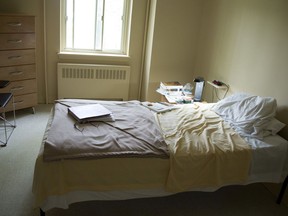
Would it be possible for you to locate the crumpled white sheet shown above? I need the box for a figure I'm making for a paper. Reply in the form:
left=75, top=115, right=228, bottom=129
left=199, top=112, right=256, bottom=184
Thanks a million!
left=156, top=103, right=252, bottom=192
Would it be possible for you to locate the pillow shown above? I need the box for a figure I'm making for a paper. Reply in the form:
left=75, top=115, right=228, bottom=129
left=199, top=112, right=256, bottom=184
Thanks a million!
left=211, top=93, right=278, bottom=138
left=262, top=118, right=286, bottom=137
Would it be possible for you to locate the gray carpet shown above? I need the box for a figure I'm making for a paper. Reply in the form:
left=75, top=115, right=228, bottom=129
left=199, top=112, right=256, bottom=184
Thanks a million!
left=0, top=104, right=287, bottom=216
left=0, top=104, right=52, bottom=216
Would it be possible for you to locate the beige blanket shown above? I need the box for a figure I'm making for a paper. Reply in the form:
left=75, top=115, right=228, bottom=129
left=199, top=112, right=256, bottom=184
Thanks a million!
left=43, top=100, right=169, bottom=161
left=156, top=103, right=252, bottom=192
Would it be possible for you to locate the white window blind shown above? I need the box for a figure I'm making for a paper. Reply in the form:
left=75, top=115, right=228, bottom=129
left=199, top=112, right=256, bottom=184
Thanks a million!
left=61, top=0, right=132, bottom=55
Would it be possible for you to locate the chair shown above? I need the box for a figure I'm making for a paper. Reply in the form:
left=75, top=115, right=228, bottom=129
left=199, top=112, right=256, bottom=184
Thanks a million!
left=0, top=80, right=16, bottom=147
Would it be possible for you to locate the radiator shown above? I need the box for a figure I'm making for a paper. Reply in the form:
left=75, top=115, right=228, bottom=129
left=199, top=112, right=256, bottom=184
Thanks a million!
left=57, top=63, right=130, bottom=100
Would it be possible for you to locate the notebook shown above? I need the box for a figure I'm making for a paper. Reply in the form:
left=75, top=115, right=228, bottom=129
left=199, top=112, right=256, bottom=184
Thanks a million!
left=68, top=104, right=114, bottom=123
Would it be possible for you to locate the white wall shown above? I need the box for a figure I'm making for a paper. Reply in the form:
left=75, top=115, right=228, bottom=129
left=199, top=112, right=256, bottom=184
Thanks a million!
left=144, top=0, right=205, bottom=102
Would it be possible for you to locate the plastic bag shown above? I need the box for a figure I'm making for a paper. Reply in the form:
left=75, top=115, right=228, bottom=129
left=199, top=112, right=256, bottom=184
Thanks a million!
left=182, top=83, right=193, bottom=96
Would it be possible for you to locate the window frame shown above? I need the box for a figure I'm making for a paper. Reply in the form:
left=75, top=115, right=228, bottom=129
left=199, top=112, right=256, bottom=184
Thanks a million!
left=59, top=0, right=132, bottom=56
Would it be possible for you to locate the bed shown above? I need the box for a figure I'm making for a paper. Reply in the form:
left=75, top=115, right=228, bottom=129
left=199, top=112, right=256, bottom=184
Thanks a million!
left=32, top=93, right=288, bottom=215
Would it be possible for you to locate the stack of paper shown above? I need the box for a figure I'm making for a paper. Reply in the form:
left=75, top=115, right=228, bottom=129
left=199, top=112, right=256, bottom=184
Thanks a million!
left=160, top=81, right=183, bottom=96
left=68, top=104, right=114, bottom=123
left=141, top=102, right=178, bottom=113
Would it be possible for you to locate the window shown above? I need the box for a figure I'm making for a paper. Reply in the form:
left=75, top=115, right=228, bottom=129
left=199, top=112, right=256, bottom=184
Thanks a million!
left=60, top=0, right=132, bottom=55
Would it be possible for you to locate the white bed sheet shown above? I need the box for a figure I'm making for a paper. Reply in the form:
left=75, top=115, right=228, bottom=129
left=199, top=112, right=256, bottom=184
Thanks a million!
left=33, top=101, right=288, bottom=211
left=245, top=135, right=288, bottom=182
left=38, top=134, right=288, bottom=211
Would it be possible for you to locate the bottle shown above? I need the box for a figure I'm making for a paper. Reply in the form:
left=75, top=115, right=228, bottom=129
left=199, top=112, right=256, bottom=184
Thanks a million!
left=182, top=83, right=193, bottom=96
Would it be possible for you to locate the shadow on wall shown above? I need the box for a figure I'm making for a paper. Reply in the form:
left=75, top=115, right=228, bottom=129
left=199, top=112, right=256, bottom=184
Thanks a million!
left=276, top=106, right=288, bottom=140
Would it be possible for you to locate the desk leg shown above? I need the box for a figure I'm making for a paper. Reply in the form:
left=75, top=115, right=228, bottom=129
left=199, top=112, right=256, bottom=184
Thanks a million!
left=40, top=208, right=45, bottom=216
left=277, top=175, right=288, bottom=204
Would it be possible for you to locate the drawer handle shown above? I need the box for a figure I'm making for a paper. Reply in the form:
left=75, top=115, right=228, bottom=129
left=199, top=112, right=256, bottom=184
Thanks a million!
left=8, top=56, right=22, bottom=60
left=13, top=100, right=24, bottom=105
left=7, top=22, right=22, bottom=27
left=11, top=86, right=24, bottom=91
left=9, top=71, right=23, bottom=76
left=7, top=39, right=23, bottom=43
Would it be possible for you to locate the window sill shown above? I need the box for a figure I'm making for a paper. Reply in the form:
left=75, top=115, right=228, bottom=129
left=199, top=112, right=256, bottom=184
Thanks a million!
left=58, top=52, right=131, bottom=64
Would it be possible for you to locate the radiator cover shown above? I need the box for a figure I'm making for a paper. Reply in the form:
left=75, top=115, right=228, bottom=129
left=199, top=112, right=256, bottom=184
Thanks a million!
left=57, top=63, right=130, bottom=100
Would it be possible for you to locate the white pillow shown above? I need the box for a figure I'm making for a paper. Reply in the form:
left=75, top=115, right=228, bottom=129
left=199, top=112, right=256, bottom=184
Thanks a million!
left=212, top=93, right=278, bottom=138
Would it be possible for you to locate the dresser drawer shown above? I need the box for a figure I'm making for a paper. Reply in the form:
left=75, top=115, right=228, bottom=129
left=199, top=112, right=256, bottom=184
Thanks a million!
left=0, top=79, right=37, bottom=95
left=0, top=64, right=36, bottom=81
left=0, top=49, right=35, bottom=66
left=0, top=33, right=35, bottom=50
left=0, top=15, right=35, bottom=33
left=1, top=93, right=37, bottom=112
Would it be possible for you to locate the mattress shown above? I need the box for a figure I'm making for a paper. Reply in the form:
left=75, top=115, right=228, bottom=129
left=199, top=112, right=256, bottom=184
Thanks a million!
left=32, top=100, right=288, bottom=211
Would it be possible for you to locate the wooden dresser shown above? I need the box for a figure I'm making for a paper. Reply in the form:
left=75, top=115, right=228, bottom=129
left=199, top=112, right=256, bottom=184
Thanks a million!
left=0, top=14, right=37, bottom=112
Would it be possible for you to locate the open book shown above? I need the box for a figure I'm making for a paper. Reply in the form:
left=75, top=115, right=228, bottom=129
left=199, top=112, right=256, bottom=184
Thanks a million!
left=68, top=104, right=114, bottom=123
